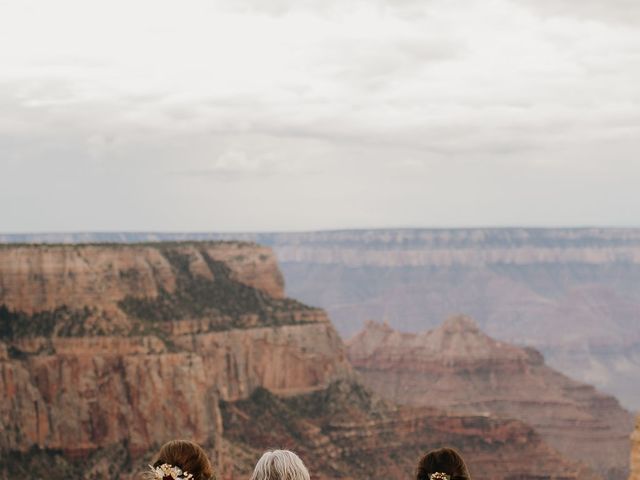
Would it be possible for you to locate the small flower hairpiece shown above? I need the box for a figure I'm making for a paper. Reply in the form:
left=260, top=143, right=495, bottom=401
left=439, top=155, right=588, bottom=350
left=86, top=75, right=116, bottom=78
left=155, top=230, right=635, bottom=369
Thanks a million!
left=429, top=473, right=450, bottom=480
left=148, top=463, right=194, bottom=480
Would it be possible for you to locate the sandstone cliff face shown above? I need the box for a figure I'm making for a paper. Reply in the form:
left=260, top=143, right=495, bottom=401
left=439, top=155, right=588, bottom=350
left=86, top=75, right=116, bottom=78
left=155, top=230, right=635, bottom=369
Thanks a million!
left=4, top=229, right=640, bottom=411
left=0, top=321, right=349, bottom=453
left=347, top=316, right=634, bottom=480
left=0, top=243, right=350, bottom=458
left=0, top=242, right=283, bottom=316
left=631, top=416, right=640, bottom=480
left=0, top=243, right=606, bottom=480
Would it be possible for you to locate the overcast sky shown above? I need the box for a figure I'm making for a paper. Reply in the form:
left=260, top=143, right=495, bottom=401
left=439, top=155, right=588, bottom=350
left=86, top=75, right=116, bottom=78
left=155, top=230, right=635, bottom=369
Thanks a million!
left=1, top=0, right=639, bottom=232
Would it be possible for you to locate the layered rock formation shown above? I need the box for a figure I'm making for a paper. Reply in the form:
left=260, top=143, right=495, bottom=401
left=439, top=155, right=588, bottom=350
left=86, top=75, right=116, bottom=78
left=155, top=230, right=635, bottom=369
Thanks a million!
left=347, top=316, right=634, bottom=480
left=220, top=380, right=598, bottom=480
left=259, top=228, right=640, bottom=411
left=4, top=229, right=640, bottom=410
left=631, top=416, right=640, bottom=480
left=0, top=242, right=284, bottom=313
left=0, top=243, right=351, bottom=477
left=0, top=242, right=608, bottom=479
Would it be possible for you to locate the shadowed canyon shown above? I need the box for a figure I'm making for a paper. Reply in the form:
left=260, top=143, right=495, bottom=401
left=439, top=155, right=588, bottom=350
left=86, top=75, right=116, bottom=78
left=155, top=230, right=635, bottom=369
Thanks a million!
left=0, top=242, right=617, bottom=479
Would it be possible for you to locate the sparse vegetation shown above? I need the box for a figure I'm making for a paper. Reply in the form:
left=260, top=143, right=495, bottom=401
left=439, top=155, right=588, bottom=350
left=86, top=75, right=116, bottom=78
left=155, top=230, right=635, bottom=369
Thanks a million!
left=0, top=244, right=316, bottom=341
left=0, top=443, right=140, bottom=480
left=0, top=304, right=96, bottom=339
left=118, top=247, right=315, bottom=331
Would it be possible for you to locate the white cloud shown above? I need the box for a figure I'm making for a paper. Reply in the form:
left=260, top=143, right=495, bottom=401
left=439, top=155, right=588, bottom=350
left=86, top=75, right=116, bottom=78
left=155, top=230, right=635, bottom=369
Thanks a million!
left=0, top=0, right=639, bottom=231
left=514, top=0, right=640, bottom=25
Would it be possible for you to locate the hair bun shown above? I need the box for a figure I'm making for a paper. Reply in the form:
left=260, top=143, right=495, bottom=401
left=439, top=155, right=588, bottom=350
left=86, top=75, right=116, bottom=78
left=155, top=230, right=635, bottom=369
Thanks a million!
left=430, top=474, right=451, bottom=480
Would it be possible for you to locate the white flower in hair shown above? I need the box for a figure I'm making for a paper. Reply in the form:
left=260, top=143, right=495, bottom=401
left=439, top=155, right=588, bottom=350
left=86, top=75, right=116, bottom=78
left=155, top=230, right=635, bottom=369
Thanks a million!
left=429, top=473, right=450, bottom=480
left=148, top=463, right=194, bottom=479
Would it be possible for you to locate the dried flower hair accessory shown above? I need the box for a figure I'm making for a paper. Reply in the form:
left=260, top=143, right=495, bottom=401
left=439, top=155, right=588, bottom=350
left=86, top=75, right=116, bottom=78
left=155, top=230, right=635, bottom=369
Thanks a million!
left=148, top=463, right=194, bottom=479
left=429, top=473, right=450, bottom=480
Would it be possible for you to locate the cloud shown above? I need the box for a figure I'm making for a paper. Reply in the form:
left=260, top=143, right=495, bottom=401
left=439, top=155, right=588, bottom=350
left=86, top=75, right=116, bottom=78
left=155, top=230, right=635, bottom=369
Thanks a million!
left=173, top=148, right=289, bottom=179
left=1, top=0, right=639, bottom=231
left=514, top=0, right=640, bottom=25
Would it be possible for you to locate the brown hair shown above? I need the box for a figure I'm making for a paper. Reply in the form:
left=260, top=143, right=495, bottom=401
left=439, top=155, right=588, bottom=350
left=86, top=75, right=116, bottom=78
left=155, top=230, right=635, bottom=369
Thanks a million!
left=415, top=447, right=471, bottom=480
left=150, top=439, right=214, bottom=480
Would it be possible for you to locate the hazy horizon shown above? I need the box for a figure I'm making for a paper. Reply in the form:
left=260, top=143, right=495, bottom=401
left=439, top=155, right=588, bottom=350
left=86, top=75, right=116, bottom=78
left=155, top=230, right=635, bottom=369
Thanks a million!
left=3, top=224, right=640, bottom=236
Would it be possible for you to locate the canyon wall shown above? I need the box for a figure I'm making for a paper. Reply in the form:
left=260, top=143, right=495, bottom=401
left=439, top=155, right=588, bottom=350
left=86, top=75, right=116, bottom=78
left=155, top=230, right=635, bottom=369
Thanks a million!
left=0, top=242, right=284, bottom=315
left=219, top=380, right=599, bottom=480
left=632, top=416, right=640, bottom=480
left=5, top=229, right=637, bottom=410
left=347, top=315, right=634, bottom=480
left=265, top=228, right=640, bottom=412
left=0, top=243, right=351, bottom=476
left=0, top=241, right=602, bottom=480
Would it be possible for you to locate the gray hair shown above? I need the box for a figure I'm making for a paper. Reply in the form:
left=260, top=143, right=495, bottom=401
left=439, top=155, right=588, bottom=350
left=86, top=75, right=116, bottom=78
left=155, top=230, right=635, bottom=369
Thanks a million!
left=250, top=450, right=311, bottom=480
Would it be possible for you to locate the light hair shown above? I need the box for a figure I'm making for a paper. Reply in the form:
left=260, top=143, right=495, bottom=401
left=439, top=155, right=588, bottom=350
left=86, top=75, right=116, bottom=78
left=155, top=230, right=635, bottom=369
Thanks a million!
left=250, top=450, right=311, bottom=480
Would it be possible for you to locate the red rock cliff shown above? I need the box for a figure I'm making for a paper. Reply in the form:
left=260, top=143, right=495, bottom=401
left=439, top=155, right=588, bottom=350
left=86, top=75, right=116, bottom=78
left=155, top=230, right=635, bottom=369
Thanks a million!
left=0, top=242, right=284, bottom=315
left=0, top=243, right=604, bottom=480
left=0, top=243, right=351, bottom=456
left=347, top=315, right=634, bottom=480
left=631, top=415, right=640, bottom=480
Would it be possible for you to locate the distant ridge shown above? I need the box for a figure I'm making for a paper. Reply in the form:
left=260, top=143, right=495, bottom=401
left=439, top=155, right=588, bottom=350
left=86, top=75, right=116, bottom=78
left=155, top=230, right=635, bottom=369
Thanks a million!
left=3, top=226, right=640, bottom=247
left=347, top=316, right=634, bottom=480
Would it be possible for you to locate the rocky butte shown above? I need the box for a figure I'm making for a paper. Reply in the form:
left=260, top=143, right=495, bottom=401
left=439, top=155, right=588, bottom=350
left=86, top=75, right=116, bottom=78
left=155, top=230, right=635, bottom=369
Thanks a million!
left=347, top=315, right=634, bottom=480
left=0, top=242, right=602, bottom=479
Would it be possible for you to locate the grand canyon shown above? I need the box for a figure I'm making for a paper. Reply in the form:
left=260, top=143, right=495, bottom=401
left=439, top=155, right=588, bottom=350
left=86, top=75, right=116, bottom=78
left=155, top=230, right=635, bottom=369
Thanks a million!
left=268, top=228, right=640, bottom=413
left=4, top=0, right=639, bottom=478
left=347, top=316, right=633, bottom=479
left=0, top=241, right=614, bottom=479
left=4, top=228, right=638, bottom=412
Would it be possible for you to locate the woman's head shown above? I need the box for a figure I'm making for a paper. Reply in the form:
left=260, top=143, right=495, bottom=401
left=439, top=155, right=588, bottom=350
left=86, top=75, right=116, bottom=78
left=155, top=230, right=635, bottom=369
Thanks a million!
left=250, top=450, right=310, bottom=480
left=146, top=439, right=214, bottom=480
left=415, top=447, right=470, bottom=480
